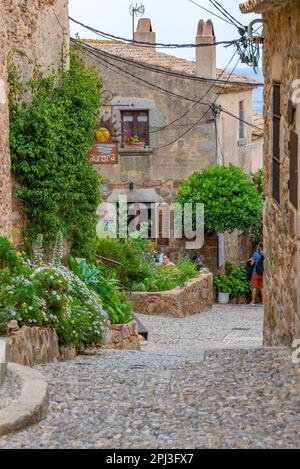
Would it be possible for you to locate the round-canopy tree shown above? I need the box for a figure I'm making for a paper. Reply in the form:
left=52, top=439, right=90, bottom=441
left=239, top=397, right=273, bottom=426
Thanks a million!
left=177, top=164, right=263, bottom=234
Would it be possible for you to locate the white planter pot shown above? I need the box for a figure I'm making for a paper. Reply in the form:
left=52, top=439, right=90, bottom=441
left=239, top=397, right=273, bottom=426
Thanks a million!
left=218, top=292, right=230, bottom=304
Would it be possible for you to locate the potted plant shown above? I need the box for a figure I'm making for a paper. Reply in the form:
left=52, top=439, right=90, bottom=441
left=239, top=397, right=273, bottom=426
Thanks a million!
left=122, top=135, right=145, bottom=151
left=213, top=274, right=232, bottom=305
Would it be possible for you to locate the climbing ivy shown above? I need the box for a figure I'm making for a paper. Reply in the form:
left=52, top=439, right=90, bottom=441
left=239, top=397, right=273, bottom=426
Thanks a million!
left=9, top=53, right=102, bottom=257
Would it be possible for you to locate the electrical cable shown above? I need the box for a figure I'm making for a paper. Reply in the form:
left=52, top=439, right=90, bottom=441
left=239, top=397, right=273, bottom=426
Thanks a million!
left=186, top=0, right=235, bottom=27
left=72, top=39, right=209, bottom=104
left=73, top=38, right=262, bottom=88
left=71, top=40, right=262, bottom=133
left=152, top=55, right=242, bottom=149
left=149, top=49, right=239, bottom=134
left=69, top=16, right=243, bottom=49
left=208, top=0, right=246, bottom=31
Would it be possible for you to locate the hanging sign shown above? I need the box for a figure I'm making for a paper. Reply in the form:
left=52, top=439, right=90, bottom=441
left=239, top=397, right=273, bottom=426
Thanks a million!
left=89, top=143, right=119, bottom=165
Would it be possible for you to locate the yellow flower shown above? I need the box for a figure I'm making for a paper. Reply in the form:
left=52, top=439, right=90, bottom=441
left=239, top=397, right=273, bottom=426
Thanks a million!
left=16, top=252, right=23, bottom=257
left=21, top=302, right=28, bottom=309
left=22, top=251, right=26, bottom=256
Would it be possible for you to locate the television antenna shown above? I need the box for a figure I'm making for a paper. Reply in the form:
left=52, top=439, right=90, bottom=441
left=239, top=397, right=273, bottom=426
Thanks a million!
left=129, top=3, right=145, bottom=41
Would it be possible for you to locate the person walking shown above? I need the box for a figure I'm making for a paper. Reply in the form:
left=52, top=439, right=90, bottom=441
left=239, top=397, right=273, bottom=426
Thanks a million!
left=249, top=244, right=264, bottom=306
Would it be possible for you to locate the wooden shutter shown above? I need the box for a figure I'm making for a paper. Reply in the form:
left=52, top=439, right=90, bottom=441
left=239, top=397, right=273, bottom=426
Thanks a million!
left=272, top=84, right=281, bottom=204
left=290, top=130, right=298, bottom=209
left=137, top=111, right=149, bottom=145
left=121, top=112, right=134, bottom=139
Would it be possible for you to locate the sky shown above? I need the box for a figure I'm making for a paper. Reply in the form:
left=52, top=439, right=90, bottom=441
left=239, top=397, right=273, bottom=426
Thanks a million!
left=68, top=0, right=261, bottom=69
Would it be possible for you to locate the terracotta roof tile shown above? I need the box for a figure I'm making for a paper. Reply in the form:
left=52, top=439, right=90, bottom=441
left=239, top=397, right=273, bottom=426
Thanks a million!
left=84, top=39, right=261, bottom=91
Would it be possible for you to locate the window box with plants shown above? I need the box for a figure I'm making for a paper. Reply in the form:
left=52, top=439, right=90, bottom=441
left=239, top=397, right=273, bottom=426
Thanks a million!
left=122, top=135, right=146, bottom=151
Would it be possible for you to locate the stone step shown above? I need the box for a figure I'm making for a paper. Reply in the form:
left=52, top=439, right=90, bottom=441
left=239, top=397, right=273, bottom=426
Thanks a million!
left=0, top=339, right=8, bottom=385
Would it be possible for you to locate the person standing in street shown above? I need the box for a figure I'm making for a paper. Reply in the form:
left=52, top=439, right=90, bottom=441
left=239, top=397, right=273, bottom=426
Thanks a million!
left=249, top=244, right=264, bottom=306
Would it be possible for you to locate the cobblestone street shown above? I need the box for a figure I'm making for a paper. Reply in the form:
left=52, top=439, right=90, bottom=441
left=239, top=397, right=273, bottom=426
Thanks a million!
left=0, top=305, right=299, bottom=449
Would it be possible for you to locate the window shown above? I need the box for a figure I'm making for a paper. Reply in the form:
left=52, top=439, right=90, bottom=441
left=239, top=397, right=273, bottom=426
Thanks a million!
left=272, top=84, right=281, bottom=204
left=121, top=111, right=149, bottom=146
left=239, top=101, right=246, bottom=139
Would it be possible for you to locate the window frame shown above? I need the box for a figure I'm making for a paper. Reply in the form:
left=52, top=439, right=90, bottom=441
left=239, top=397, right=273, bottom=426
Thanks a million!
left=121, top=110, right=150, bottom=146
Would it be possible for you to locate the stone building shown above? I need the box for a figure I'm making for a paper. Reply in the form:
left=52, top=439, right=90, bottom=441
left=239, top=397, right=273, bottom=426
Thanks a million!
left=0, top=0, right=69, bottom=240
left=240, top=0, right=300, bottom=345
left=78, top=18, right=261, bottom=269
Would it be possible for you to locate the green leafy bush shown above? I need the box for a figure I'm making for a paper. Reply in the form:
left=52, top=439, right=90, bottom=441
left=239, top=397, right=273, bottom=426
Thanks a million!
left=0, top=237, right=23, bottom=270
left=70, top=258, right=133, bottom=325
left=9, top=53, right=102, bottom=257
left=251, top=169, right=264, bottom=194
left=131, top=257, right=198, bottom=292
left=95, top=237, right=198, bottom=293
left=95, top=237, right=154, bottom=283
left=213, top=262, right=251, bottom=299
left=213, top=274, right=232, bottom=294
left=177, top=164, right=263, bottom=234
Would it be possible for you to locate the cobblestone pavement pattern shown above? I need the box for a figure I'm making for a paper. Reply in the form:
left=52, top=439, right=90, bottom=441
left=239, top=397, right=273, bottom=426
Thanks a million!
left=0, top=305, right=299, bottom=449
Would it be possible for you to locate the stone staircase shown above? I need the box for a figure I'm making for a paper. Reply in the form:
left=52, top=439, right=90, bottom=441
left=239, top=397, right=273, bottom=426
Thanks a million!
left=0, top=338, right=8, bottom=385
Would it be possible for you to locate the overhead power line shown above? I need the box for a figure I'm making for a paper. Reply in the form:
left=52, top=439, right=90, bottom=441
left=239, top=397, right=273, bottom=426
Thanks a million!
left=152, top=55, right=242, bottom=150
left=69, top=16, right=243, bottom=49
left=72, top=39, right=209, bottom=104
left=149, top=49, right=239, bottom=135
left=186, top=0, right=235, bottom=27
left=208, top=0, right=246, bottom=31
left=72, top=38, right=263, bottom=88
left=71, top=40, right=262, bottom=133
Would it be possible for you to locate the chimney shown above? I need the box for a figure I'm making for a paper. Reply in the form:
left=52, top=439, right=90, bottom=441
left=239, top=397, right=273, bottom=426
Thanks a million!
left=134, top=18, right=156, bottom=47
left=196, top=20, right=216, bottom=79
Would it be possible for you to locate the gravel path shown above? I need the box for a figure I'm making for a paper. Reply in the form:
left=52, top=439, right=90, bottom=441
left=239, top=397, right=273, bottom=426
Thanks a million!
left=137, top=304, right=264, bottom=353
left=0, top=305, right=299, bottom=449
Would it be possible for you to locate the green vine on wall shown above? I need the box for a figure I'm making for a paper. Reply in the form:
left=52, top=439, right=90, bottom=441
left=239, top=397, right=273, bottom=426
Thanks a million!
left=9, top=52, right=102, bottom=258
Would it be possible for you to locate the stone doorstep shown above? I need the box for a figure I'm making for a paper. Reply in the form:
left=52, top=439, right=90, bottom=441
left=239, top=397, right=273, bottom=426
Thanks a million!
left=0, top=339, right=8, bottom=385
left=0, top=363, right=49, bottom=437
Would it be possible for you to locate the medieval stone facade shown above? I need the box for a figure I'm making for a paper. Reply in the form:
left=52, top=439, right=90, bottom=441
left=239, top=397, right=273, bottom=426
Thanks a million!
left=241, top=0, right=300, bottom=345
left=0, top=0, right=69, bottom=240
left=77, top=19, right=260, bottom=266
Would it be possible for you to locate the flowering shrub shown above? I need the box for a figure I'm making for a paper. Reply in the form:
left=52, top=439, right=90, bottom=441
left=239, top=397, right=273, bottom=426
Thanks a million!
left=0, top=238, right=110, bottom=348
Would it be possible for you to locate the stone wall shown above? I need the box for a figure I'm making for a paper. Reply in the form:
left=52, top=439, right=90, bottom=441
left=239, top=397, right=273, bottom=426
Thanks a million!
left=105, top=321, right=140, bottom=350
left=0, top=4, right=12, bottom=239
left=130, top=272, right=213, bottom=318
left=259, top=0, right=300, bottom=345
left=0, top=0, right=69, bottom=241
left=5, top=323, right=76, bottom=367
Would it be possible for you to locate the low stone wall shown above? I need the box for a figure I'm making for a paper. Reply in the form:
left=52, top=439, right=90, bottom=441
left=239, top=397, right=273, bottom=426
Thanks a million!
left=5, top=323, right=76, bottom=367
left=131, top=272, right=213, bottom=318
left=105, top=321, right=140, bottom=350
left=3, top=320, right=140, bottom=366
